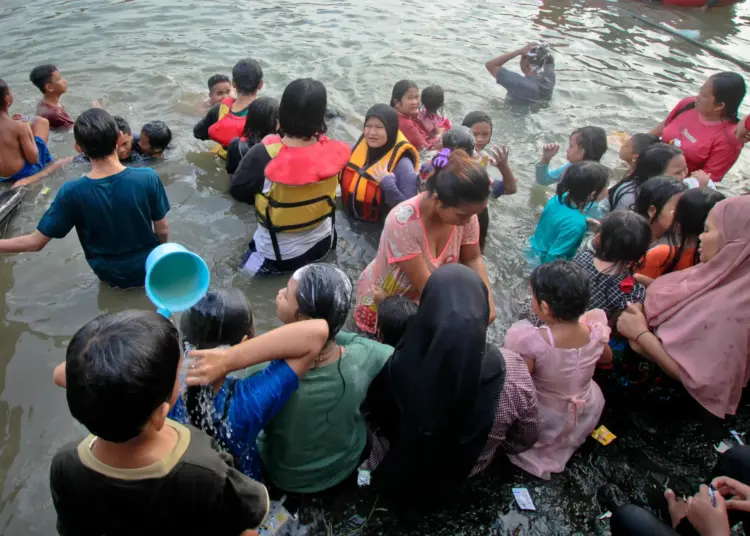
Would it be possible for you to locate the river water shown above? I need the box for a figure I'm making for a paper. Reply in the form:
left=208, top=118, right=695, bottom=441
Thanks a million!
left=1, top=0, right=749, bottom=534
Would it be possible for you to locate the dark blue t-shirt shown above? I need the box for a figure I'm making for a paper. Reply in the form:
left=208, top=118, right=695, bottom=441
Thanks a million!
left=37, top=167, right=170, bottom=288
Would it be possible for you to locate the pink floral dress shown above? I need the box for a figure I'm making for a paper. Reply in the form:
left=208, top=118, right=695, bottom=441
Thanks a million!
left=505, top=309, right=610, bottom=479
left=354, top=194, right=479, bottom=333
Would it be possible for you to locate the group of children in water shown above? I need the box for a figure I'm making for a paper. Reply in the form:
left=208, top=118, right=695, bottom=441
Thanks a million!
left=0, top=52, right=749, bottom=535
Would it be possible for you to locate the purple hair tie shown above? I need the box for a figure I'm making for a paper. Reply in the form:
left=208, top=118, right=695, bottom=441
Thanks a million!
left=433, top=148, right=451, bottom=169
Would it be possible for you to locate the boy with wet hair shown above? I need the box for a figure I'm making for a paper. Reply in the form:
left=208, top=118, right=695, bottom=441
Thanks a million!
left=0, top=108, right=170, bottom=288
left=377, top=295, right=418, bottom=347
left=194, top=58, right=264, bottom=148
left=50, top=310, right=271, bottom=536
left=30, top=64, right=74, bottom=129
left=136, top=120, right=172, bottom=158
left=0, top=78, right=70, bottom=185
left=208, top=74, right=232, bottom=106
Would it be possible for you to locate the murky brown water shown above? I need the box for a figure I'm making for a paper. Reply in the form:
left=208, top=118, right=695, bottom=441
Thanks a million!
left=0, top=0, right=749, bottom=534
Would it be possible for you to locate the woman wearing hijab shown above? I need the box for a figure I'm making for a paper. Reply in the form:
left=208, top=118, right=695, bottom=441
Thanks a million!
left=617, top=195, right=750, bottom=419
left=363, top=264, right=539, bottom=517
left=340, top=103, right=420, bottom=222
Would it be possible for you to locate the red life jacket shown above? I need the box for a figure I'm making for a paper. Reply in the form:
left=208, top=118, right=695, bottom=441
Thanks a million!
left=207, top=97, right=246, bottom=148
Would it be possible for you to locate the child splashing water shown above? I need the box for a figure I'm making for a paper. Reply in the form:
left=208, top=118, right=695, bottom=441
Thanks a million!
left=506, top=261, right=611, bottom=480
left=418, top=85, right=451, bottom=146
left=528, top=162, right=610, bottom=265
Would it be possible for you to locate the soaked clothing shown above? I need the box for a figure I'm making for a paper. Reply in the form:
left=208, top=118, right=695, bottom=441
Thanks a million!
left=363, top=265, right=505, bottom=512
left=169, top=360, right=299, bottom=480
left=529, top=195, right=587, bottom=265
left=495, top=63, right=555, bottom=103
left=226, top=136, right=253, bottom=175
left=506, top=310, right=610, bottom=480
left=256, top=332, right=392, bottom=493
left=637, top=245, right=697, bottom=280
left=0, top=136, right=54, bottom=181
left=354, top=193, right=480, bottom=334
left=50, top=420, right=270, bottom=536
left=369, top=347, right=539, bottom=476
left=398, top=114, right=432, bottom=151
left=36, top=99, right=74, bottom=129
left=36, top=167, right=170, bottom=288
left=574, top=248, right=646, bottom=321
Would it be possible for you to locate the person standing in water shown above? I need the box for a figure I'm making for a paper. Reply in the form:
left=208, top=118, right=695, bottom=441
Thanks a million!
left=390, top=80, right=433, bottom=151
left=485, top=42, right=556, bottom=103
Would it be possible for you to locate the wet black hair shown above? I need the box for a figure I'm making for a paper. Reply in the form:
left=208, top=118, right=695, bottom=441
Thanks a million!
left=113, top=115, right=131, bottom=136
left=232, top=58, right=263, bottom=95
left=594, top=211, right=652, bottom=272
left=421, top=85, right=445, bottom=115
left=571, top=126, right=607, bottom=162
left=629, top=133, right=660, bottom=156
left=29, top=64, right=58, bottom=94
left=207, top=74, right=230, bottom=92
left=74, top=108, right=120, bottom=160
left=663, top=188, right=726, bottom=274
left=141, top=120, right=172, bottom=152
left=180, top=289, right=254, bottom=350
left=0, top=79, right=8, bottom=110
left=377, top=296, right=418, bottom=347
left=390, top=79, right=418, bottom=108
left=293, top=263, right=352, bottom=341
left=709, top=72, right=746, bottom=123
left=609, top=143, right=683, bottom=210
left=461, top=111, right=493, bottom=133
left=530, top=260, right=590, bottom=322
left=279, top=78, right=327, bottom=139
left=634, top=176, right=688, bottom=224
left=440, top=126, right=476, bottom=155
left=242, top=96, right=279, bottom=143
left=425, top=149, right=490, bottom=208
left=556, top=161, right=610, bottom=211
left=65, top=311, right=181, bottom=443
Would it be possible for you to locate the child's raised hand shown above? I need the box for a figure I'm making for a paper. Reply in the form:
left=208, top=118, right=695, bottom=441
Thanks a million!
left=185, top=347, right=230, bottom=386
left=541, top=143, right=560, bottom=165
left=489, top=145, right=510, bottom=170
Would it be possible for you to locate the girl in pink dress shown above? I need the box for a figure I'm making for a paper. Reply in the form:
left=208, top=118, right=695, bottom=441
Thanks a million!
left=506, top=260, right=612, bottom=480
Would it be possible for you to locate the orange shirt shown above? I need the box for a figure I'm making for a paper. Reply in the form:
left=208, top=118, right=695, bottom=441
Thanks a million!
left=638, top=245, right=697, bottom=279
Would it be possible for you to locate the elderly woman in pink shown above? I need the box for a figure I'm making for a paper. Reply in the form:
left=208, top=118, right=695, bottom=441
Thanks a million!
left=618, top=195, right=750, bottom=419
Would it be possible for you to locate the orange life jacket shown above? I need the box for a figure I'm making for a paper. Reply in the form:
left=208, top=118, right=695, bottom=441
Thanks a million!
left=208, top=97, right=246, bottom=151
left=339, top=132, right=419, bottom=222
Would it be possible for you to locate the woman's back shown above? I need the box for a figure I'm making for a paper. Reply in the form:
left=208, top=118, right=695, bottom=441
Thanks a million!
left=258, top=332, right=392, bottom=493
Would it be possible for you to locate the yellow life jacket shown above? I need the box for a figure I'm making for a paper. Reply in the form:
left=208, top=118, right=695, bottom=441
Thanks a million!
left=255, top=135, right=351, bottom=261
left=339, top=131, right=419, bottom=222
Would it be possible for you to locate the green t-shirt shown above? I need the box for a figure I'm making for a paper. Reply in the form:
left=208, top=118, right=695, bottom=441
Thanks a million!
left=257, top=331, right=393, bottom=493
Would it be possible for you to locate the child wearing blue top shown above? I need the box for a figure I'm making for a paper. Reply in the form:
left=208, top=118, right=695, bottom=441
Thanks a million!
left=529, top=161, right=609, bottom=265
left=0, top=109, right=170, bottom=288
left=168, top=289, right=328, bottom=481
left=536, top=126, right=607, bottom=186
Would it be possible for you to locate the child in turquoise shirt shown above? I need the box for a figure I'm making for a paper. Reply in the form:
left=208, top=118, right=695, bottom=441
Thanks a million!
left=529, top=161, right=610, bottom=265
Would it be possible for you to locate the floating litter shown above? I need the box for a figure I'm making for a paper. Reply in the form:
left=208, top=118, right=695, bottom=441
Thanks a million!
left=41, top=187, right=50, bottom=195
left=258, top=500, right=292, bottom=535
left=592, top=425, right=616, bottom=445
left=512, top=487, right=536, bottom=511
left=715, top=441, right=732, bottom=454
left=357, top=467, right=371, bottom=487
left=348, top=514, right=366, bottom=527
left=598, top=511, right=613, bottom=520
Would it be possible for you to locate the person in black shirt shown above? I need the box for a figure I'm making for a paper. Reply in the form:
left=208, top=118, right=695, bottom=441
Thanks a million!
left=50, top=310, right=269, bottom=536
left=226, top=96, right=279, bottom=175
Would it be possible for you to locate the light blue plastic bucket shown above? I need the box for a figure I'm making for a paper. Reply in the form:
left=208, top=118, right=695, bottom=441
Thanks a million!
left=145, top=243, right=210, bottom=317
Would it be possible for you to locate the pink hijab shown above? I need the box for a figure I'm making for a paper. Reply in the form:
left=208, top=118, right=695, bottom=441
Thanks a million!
left=646, top=195, right=750, bottom=418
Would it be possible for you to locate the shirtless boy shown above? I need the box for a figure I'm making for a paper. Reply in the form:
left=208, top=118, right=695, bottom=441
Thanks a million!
left=0, top=79, right=68, bottom=186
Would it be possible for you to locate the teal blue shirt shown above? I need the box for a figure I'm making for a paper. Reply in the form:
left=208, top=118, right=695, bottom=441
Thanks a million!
left=37, top=167, right=170, bottom=288
left=535, top=161, right=605, bottom=220
left=529, top=195, right=588, bottom=265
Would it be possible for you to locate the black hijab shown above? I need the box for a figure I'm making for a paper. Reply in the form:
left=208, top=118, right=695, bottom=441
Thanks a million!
left=363, top=264, right=506, bottom=514
left=364, top=103, right=400, bottom=167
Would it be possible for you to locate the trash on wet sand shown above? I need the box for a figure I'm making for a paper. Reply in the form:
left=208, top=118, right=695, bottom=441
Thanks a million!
left=592, top=425, right=616, bottom=445
left=512, top=488, right=536, bottom=511
left=597, top=511, right=612, bottom=520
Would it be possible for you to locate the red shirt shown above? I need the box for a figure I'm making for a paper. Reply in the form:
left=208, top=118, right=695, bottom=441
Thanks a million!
left=36, top=100, right=74, bottom=129
left=397, top=114, right=432, bottom=151
left=661, top=96, right=743, bottom=181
